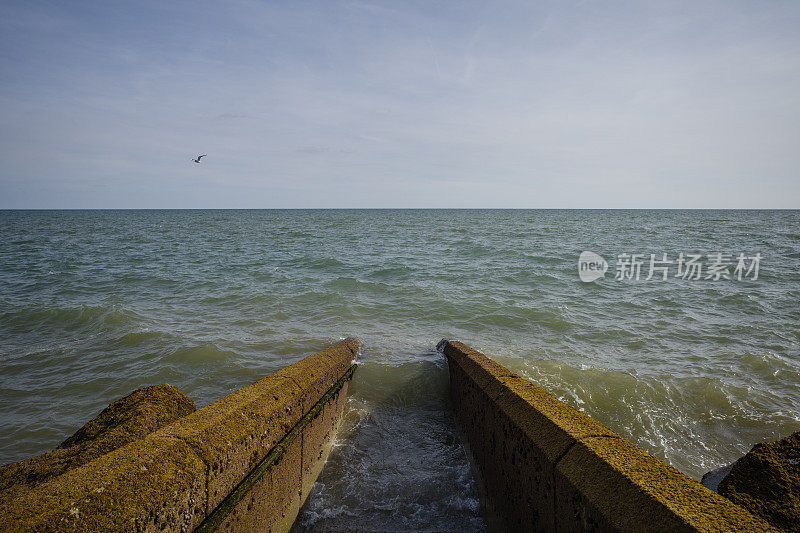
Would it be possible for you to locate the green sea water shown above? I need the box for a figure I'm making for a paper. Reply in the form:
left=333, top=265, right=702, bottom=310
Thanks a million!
left=0, top=209, right=798, bottom=530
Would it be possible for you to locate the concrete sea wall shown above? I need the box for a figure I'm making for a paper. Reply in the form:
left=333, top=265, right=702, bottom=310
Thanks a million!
left=0, top=338, right=361, bottom=533
left=439, top=340, right=775, bottom=532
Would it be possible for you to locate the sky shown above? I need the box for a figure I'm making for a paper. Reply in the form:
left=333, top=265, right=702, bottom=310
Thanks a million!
left=0, top=0, right=798, bottom=208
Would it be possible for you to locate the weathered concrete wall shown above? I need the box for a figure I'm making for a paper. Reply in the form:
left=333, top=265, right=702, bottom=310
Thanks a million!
left=0, top=338, right=360, bottom=533
left=0, top=383, right=196, bottom=497
left=439, top=340, right=775, bottom=532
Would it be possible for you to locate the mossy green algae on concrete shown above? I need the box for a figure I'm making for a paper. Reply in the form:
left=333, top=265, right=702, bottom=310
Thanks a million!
left=439, top=339, right=775, bottom=532
left=199, top=364, right=357, bottom=532
left=0, top=383, right=196, bottom=497
left=0, top=338, right=361, bottom=532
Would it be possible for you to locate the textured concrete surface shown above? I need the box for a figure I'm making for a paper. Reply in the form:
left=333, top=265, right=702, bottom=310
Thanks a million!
left=0, top=383, right=196, bottom=496
left=439, top=339, right=776, bottom=532
left=214, top=379, right=351, bottom=533
left=718, top=431, right=800, bottom=532
left=0, top=338, right=360, bottom=532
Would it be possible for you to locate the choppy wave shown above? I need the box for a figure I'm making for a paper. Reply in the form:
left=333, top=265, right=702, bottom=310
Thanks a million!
left=295, top=359, right=485, bottom=532
left=512, top=357, right=799, bottom=477
left=0, top=209, right=798, bottom=528
left=0, top=305, right=141, bottom=334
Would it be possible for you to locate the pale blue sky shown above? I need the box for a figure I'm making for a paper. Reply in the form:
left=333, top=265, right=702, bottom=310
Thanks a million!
left=1, top=1, right=798, bottom=208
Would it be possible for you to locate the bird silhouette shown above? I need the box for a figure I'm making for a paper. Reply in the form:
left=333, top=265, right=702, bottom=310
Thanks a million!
left=193, top=154, right=206, bottom=163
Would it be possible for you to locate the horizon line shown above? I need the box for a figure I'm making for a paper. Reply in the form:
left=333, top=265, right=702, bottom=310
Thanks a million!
left=1, top=207, right=799, bottom=211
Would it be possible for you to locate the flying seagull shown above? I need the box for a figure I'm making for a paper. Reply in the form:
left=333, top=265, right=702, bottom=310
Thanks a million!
left=193, top=154, right=206, bottom=163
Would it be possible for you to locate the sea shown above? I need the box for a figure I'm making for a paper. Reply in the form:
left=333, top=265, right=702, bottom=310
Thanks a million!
left=0, top=209, right=798, bottom=531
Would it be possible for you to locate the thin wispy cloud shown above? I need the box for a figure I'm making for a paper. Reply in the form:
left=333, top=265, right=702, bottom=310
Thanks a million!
left=0, top=0, right=798, bottom=208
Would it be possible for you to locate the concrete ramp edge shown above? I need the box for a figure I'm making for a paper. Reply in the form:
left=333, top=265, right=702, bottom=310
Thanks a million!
left=1, top=338, right=361, bottom=533
left=439, top=339, right=775, bottom=533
